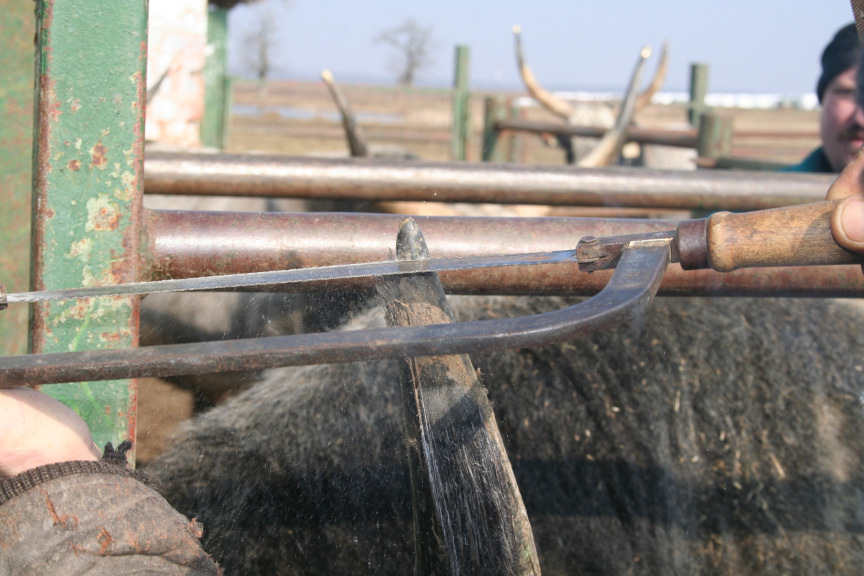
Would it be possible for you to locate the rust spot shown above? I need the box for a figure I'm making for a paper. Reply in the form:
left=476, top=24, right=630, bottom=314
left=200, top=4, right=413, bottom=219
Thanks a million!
left=97, top=527, right=113, bottom=555
left=48, top=99, right=62, bottom=122
left=67, top=159, right=81, bottom=171
left=101, top=332, right=122, bottom=343
left=45, top=208, right=55, bottom=218
left=85, top=196, right=121, bottom=231
left=42, top=489, right=79, bottom=530
left=96, top=207, right=119, bottom=230
left=70, top=98, right=81, bottom=112
left=90, top=143, right=108, bottom=170
left=61, top=300, right=91, bottom=321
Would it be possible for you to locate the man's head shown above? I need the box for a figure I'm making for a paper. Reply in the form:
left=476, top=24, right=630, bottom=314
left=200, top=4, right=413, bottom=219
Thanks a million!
left=819, top=23, right=864, bottom=172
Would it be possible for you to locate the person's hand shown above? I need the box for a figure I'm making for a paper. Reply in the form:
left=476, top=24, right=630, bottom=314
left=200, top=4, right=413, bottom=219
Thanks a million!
left=826, top=147, right=864, bottom=254
left=0, top=388, right=100, bottom=479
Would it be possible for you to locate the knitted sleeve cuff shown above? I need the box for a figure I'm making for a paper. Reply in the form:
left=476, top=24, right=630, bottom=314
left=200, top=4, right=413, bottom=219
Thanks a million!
left=0, top=441, right=159, bottom=507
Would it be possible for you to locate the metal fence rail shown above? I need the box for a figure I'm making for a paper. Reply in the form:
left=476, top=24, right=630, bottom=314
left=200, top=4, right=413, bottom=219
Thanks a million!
left=144, top=152, right=834, bottom=211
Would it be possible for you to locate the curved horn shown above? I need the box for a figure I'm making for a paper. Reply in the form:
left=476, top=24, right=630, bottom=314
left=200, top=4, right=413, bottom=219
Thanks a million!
left=321, top=69, right=370, bottom=158
left=577, top=46, right=651, bottom=167
left=635, top=41, right=668, bottom=113
left=513, top=25, right=575, bottom=120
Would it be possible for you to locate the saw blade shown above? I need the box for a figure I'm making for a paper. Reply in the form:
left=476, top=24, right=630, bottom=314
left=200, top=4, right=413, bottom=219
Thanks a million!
left=2, top=249, right=579, bottom=306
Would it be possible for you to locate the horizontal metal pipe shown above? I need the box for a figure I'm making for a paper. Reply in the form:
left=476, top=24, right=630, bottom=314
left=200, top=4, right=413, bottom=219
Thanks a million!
left=144, top=210, right=864, bottom=297
left=496, top=119, right=817, bottom=145
left=143, top=152, right=834, bottom=211
left=496, top=118, right=699, bottom=148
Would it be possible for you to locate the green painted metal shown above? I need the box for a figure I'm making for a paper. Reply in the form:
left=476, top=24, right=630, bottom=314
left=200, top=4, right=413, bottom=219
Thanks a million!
left=202, top=7, right=229, bottom=149
left=30, top=1, right=147, bottom=461
left=696, top=112, right=734, bottom=160
left=482, top=95, right=507, bottom=162
left=222, top=75, right=234, bottom=148
left=688, top=62, right=710, bottom=126
left=0, top=1, right=35, bottom=357
left=450, top=45, right=470, bottom=161
left=507, top=99, right=524, bottom=164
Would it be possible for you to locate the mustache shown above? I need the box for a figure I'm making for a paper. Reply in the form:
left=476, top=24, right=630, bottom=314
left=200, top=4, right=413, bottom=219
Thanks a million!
left=839, top=125, right=864, bottom=142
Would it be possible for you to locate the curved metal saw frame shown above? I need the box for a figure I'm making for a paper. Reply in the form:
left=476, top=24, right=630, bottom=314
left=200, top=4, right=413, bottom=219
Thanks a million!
left=0, top=242, right=671, bottom=386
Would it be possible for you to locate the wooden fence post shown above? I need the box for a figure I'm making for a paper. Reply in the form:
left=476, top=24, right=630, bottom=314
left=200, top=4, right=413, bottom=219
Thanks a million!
left=451, top=45, right=471, bottom=161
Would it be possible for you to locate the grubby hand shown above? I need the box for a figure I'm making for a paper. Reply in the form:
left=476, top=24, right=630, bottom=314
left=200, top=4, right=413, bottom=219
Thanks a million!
left=0, top=388, right=101, bottom=479
left=826, top=147, right=864, bottom=254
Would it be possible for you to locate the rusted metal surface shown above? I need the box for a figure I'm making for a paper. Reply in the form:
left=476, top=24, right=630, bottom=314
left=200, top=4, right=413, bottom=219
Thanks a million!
left=143, top=152, right=834, bottom=210
left=1, top=243, right=671, bottom=386
left=0, top=0, right=35, bottom=357
left=143, top=210, right=864, bottom=296
left=30, top=1, right=146, bottom=457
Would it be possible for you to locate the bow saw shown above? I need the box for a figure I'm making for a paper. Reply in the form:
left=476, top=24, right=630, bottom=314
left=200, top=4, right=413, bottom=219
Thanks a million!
left=1, top=200, right=862, bottom=386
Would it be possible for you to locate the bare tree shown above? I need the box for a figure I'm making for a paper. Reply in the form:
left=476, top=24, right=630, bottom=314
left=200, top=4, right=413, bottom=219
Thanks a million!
left=239, top=1, right=292, bottom=97
left=374, top=19, right=435, bottom=87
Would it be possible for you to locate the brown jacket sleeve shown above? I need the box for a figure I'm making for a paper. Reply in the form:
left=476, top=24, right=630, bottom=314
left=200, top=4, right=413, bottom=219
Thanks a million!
left=0, top=460, right=221, bottom=575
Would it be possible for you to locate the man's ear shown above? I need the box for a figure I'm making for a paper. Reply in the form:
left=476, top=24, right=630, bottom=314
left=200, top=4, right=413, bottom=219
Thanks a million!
left=826, top=146, right=864, bottom=199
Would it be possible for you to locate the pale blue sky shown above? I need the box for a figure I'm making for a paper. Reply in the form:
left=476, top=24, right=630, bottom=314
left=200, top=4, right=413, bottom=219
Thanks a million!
left=228, top=1, right=854, bottom=95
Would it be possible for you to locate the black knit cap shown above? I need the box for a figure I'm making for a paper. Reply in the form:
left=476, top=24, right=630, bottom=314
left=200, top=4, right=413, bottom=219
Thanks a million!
left=817, top=23, right=861, bottom=103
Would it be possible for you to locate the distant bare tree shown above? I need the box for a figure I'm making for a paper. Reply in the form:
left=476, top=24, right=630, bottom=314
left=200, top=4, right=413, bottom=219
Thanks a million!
left=240, top=1, right=292, bottom=97
left=374, top=19, right=435, bottom=87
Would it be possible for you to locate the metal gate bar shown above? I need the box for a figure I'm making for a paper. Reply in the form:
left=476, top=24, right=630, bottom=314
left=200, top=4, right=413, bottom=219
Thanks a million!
left=144, top=210, right=864, bottom=297
left=142, top=151, right=834, bottom=211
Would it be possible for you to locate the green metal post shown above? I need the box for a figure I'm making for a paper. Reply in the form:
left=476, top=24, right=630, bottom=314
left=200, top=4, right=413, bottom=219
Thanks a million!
left=222, top=75, right=234, bottom=149
left=30, top=1, right=147, bottom=461
left=0, top=1, right=35, bottom=357
left=696, top=112, right=734, bottom=160
left=688, top=62, right=709, bottom=126
left=507, top=98, right=524, bottom=164
left=482, top=95, right=508, bottom=162
left=202, top=7, right=229, bottom=149
left=451, top=45, right=470, bottom=161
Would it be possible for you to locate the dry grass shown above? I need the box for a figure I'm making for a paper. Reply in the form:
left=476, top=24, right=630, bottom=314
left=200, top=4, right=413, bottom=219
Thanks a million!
left=226, top=79, right=821, bottom=165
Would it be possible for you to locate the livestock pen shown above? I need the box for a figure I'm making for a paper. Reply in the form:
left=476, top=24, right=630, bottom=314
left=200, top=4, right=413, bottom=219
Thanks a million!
left=2, top=1, right=864, bottom=575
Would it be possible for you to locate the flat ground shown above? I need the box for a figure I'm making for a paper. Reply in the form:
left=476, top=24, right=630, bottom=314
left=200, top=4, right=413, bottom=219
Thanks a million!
left=136, top=79, right=823, bottom=464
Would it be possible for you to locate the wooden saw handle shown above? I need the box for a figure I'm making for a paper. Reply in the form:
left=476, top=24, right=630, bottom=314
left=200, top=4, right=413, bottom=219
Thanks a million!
left=703, top=200, right=864, bottom=272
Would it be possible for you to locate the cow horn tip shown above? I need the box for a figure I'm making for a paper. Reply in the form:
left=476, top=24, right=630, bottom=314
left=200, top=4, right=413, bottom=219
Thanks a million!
left=512, top=24, right=521, bottom=35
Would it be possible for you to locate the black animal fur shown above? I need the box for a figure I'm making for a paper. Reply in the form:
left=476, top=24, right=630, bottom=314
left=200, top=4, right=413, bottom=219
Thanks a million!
left=147, top=295, right=864, bottom=575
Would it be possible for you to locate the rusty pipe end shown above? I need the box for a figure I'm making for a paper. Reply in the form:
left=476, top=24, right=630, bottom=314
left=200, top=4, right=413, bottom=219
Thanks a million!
left=677, top=219, right=710, bottom=270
